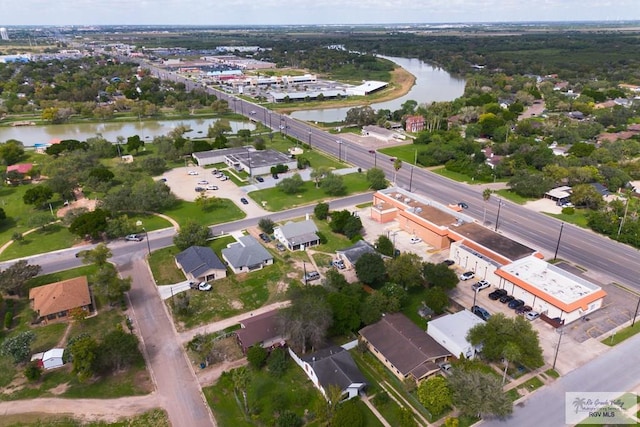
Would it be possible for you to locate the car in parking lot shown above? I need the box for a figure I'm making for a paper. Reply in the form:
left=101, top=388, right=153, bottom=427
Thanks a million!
left=489, top=289, right=508, bottom=300
left=197, top=282, right=212, bottom=291
left=158, top=177, right=167, bottom=182
left=471, top=305, right=491, bottom=321
left=220, top=175, right=229, bottom=181
left=500, top=294, right=515, bottom=304
left=472, top=280, right=490, bottom=291
left=525, top=311, right=541, bottom=321
left=210, top=169, right=218, bottom=175
left=508, top=299, right=525, bottom=309
left=197, top=180, right=209, bottom=185
left=442, top=259, right=455, bottom=266
left=214, top=172, right=223, bottom=178
left=255, top=176, right=264, bottom=183
left=410, top=236, right=422, bottom=244
left=240, top=197, right=249, bottom=205
left=516, top=305, right=533, bottom=315
left=206, top=185, right=218, bottom=190
left=188, top=170, right=198, bottom=175
left=195, top=187, right=205, bottom=192
left=125, top=234, right=144, bottom=242
left=459, top=271, right=475, bottom=281
left=304, top=271, right=320, bottom=282
left=332, top=259, right=346, bottom=269
left=275, top=242, right=286, bottom=252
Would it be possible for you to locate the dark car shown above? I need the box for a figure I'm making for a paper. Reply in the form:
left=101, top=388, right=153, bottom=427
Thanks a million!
left=516, top=305, right=533, bottom=315
left=259, top=233, right=271, bottom=243
left=304, top=271, right=320, bottom=282
left=275, top=242, right=286, bottom=252
left=508, top=299, right=525, bottom=309
left=458, top=202, right=469, bottom=209
left=489, top=289, right=508, bottom=300
left=272, top=174, right=279, bottom=179
left=240, top=197, right=249, bottom=205
left=195, top=187, right=205, bottom=192
left=255, top=176, right=264, bottom=183
left=500, top=294, right=515, bottom=304
left=471, top=305, right=491, bottom=321
left=442, top=259, right=455, bottom=266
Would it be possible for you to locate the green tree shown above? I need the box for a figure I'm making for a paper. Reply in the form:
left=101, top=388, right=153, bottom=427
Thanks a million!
left=422, top=262, right=459, bottom=290
left=418, top=376, right=452, bottom=416
left=232, top=366, right=251, bottom=413
left=68, top=335, right=100, bottom=382
left=320, top=172, right=347, bottom=196
left=0, top=140, right=25, bottom=165
left=482, top=188, right=492, bottom=225
left=28, top=211, right=55, bottom=230
left=69, top=209, right=111, bottom=240
left=0, top=331, right=35, bottom=363
left=310, top=167, right=328, bottom=188
left=360, top=292, right=388, bottom=325
left=277, top=173, right=305, bottom=194
left=570, top=183, right=605, bottom=210
left=393, top=158, right=403, bottom=183
left=0, top=260, right=42, bottom=296
left=279, top=286, right=332, bottom=354
left=355, top=252, right=386, bottom=288
left=247, top=346, right=269, bottom=369
left=23, top=185, right=54, bottom=207
left=314, top=202, right=329, bottom=220
left=386, top=253, right=424, bottom=290
left=466, top=313, right=544, bottom=368
left=267, top=347, right=288, bottom=377
left=375, top=234, right=395, bottom=257
left=448, top=369, right=512, bottom=418
left=277, top=411, right=302, bottom=427
left=207, top=119, right=232, bottom=138
left=366, top=167, right=387, bottom=190
left=424, top=286, right=450, bottom=314
left=327, top=291, right=362, bottom=336
left=258, top=218, right=275, bottom=234
left=331, top=398, right=364, bottom=427
left=173, top=221, right=211, bottom=251
left=24, top=361, right=43, bottom=381
left=92, top=265, right=132, bottom=306
left=139, top=156, right=167, bottom=175
left=98, top=328, right=142, bottom=372
left=79, top=243, right=112, bottom=267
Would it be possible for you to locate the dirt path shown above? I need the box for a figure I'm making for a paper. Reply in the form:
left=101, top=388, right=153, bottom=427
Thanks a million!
left=0, top=395, right=160, bottom=422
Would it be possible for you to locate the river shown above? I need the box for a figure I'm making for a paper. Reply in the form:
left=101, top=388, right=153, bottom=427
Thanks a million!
left=290, top=56, right=466, bottom=123
left=0, top=118, right=255, bottom=147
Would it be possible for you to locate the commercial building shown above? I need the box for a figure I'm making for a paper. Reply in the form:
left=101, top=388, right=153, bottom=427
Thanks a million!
left=192, top=147, right=296, bottom=176
left=427, top=310, right=485, bottom=360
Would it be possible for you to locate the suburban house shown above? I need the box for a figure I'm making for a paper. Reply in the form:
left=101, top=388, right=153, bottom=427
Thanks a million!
left=427, top=310, right=485, bottom=360
left=235, top=310, right=285, bottom=354
left=289, top=345, right=367, bottom=401
left=29, top=276, right=93, bottom=324
left=6, top=163, right=33, bottom=175
left=273, top=219, right=320, bottom=251
left=359, top=313, right=452, bottom=382
left=175, top=246, right=227, bottom=282
left=336, top=240, right=378, bottom=269
left=221, top=235, right=273, bottom=274
left=30, top=348, right=65, bottom=370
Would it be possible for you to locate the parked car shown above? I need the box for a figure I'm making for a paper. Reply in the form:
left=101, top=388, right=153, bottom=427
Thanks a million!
left=188, top=170, right=198, bottom=176
left=158, top=177, right=167, bottom=182
left=259, top=233, right=271, bottom=243
left=458, top=202, right=469, bottom=209
left=333, top=259, right=346, bottom=269
left=240, top=197, right=249, bottom=205
left=214, top=172, right=223, bottom=178
left=189, top=281, right=198, bottom=290
left=220, top=175, right=229, bottom=181
left=500, top=294, right=515, bottom=304
left=442, top=259, right=455, bottom=266
left=516, top=305, right=533, bottom=315
left=410, top=236, right=422, bottom=244
left=255, top=176, right=264, bottom=183
left=195, top=187, right=205, bottom=192
left=526, top=311, right=541, bottom=321
left=489, top=289, right=508, bottom=300
left=459, top=271, right=475, bottom=281
left=472, top=280, right=491, bottom=291
left=210, top=169, right=218, bottom=175
left=206, top=185, right=218, bottom=190
left=197, top=282, right=212, bottom=291
left=197, top=180, right=209, bottom=185
left=272, top=174, right=279, bottom=179
left=275, top=242, right=286, bottom=252
left=125, top=234, right=143, bottom=242
left=508, top=299, right=525, bottom=309
left=438, top=361, right=452, bottom=375
left=304, top=271, right=320, bottom=281
left=471, top=305, right=491, bottom=321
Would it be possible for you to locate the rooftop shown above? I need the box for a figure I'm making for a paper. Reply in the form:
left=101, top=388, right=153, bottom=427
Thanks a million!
left=427, top=310, right=485, bottom=350
left=453, top=222, right=536, bottom=262
left=29, top=276, right=91, bottom=318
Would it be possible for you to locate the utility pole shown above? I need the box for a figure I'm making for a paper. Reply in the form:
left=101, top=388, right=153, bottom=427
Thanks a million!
left=554, top=222, right=565, bottom=261
left=552, top=327, right=564, bottom=370
left=495, top=201, right=504, bottom=232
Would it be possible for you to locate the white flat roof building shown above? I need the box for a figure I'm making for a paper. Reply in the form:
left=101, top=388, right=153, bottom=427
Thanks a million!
left=427, top=310, right=485, bottom=359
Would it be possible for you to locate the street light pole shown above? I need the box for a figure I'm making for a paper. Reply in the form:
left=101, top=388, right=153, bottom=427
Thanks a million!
left=409, top=166, right=414, bottom=192
left=472, top=288, right=478, bottom=310
left=554, top=222, right=565, bottom=261
left=142, top=227, right=151, bottom=256
left=337, top=140, right=342, bottom=162
left=303, top=261, right=308, bottom=286
left=495, top=201, right=504, bottom=232
left=552, top=327, right=564, bottom=370
left=632, top=296, right=640, bottom=327
left=308, top=131, right=312, bottom=150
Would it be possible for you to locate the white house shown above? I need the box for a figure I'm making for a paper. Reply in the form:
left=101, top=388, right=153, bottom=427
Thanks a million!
left=31, top=348, right=65, bottom=370
left=427, top=310, right=485, bottom=360
left=273, top=219, right=320, bottom=251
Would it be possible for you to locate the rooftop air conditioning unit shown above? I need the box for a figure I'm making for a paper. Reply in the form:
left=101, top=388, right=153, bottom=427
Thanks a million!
left=404, top=198, right=411, bottom=203
left=395, top=194, right=402, bottom=199
left=415, top=207, right=423, bottom=213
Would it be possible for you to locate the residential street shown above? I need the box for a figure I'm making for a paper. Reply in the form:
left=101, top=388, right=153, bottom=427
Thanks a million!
left=119, top=255, right=216, bottom=427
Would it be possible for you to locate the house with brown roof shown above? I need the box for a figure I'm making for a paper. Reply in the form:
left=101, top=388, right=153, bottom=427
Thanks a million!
left=29, top=276, right=93, bottom=324
left=359, top=313, right=451, bottom=382
left=235, top=309, right=285, bottom=354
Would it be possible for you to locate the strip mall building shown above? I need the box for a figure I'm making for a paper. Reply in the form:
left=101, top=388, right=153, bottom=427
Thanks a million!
left=371, top=188, right=606, bottom=324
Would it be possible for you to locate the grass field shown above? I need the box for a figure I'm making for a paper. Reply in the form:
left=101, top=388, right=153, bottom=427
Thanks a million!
left=162, top=198, right=245, bottom=228
left=249, top=172, right=371, bottom=212
left=0, top=409, right=170, bottom=427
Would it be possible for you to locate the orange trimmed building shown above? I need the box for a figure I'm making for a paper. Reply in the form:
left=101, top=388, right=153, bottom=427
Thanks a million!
left=370, top=188, right=606, bottom=324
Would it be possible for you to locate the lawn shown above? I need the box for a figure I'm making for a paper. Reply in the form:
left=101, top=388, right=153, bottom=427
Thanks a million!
left=602, top=321, right=640, bottom=346
left=379, top=145, right=425, bottom=165
left=0, top=409, right=170, bottom=427
left=249, top=172, right=372, bottom=212
left=430, top=167, right=473, bottom=184
left=494, top=189, right=531, bottom=205
left=0, top=223, right=79, bottom=261
left=161, top=198, right=245, bottom=228
left=401, top=286, right=432, bottom=328
left=266, top=138, right=343, bottom=170
left=170, top=262, right=292, bottom=330
left=204, top=360, right=325, bottom=427
left=314, top=220, right=357, bottom=253
left=518, top=376, right=544, bottom=393
left=546, top=209, right=590, bottom=228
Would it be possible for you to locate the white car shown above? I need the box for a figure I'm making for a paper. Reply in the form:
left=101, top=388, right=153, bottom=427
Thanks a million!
left=459, top=271, right=475, bottom=281
left=198, top=282, right=212, bottom=291
left=188, top=170, right=198, bottom=176
left=472, top=280, right=491, bottom=291
left=197, top=180, right=209, bottom=185
left=525, top=311, right=540, bottom=321
left=410, top=236, right=422, bottom=244
left=206, top=185, right=218, bottom=190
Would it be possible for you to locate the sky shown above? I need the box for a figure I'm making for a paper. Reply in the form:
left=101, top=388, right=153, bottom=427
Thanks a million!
left=1, top=0, right=639, bottom=26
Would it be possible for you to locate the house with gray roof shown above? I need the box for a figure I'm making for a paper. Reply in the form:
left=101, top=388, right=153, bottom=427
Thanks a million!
left=273, top=219, right=320, bottom=251
left=175, top=246, right=227, bottom=282
left=359, top=313, right=451, bottom=383
left=289, top=345, right=367, bottom=401
left=221, top=235, right=273, bottom=274
left=336, top=240, right=378, bottom=269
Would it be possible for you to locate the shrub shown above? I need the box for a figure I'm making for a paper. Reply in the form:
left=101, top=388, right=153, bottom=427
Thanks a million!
left=259, top=218, right=275, bottom=234
left=24, top=361, right=42, bottom=381
left=561, top=206, right=575, bottom=215
left=4, top=311, right=13, bottom=329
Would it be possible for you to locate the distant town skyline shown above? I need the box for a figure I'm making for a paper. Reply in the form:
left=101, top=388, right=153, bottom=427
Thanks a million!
left=1, top=0, right=639, bottom=27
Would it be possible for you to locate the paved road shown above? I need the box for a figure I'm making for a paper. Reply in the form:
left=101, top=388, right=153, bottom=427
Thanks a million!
left=120, top=255, right=215, bottom=427
left=481, top=332, right=640, bottom=427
